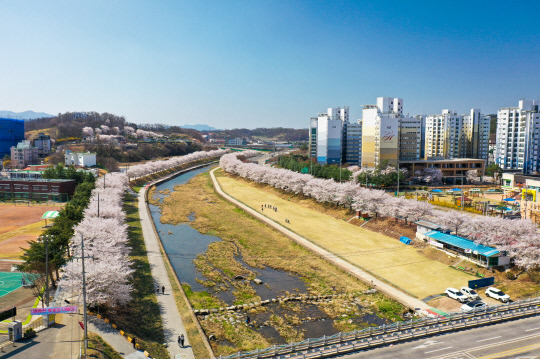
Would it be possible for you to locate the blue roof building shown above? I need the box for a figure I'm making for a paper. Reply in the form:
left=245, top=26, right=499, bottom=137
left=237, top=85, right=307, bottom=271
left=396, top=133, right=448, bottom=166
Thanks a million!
left=423, top=230, right=510, bottom=268
left=0, top=118, right=25, bottom=158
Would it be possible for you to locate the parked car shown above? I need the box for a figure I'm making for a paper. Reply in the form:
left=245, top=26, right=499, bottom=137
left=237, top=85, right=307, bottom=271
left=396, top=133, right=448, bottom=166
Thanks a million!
left=445, top=287, right=468, bottom=303
left=485, top=287, right=510, bottom=302
left=461, top=287, right=480, bottom=300
left=461, top=300, right=488, bottom=312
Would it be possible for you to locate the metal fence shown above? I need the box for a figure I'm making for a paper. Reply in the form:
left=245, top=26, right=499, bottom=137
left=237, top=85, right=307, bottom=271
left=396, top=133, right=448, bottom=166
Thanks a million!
left=218, top=297, right=540, bottom=359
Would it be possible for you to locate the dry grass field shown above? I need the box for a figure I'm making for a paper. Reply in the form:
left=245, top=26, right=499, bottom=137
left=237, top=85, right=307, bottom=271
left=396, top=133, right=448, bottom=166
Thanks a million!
left=215, top=170, right=474, bottom=300
left=0, top=204, right=62, bottom=259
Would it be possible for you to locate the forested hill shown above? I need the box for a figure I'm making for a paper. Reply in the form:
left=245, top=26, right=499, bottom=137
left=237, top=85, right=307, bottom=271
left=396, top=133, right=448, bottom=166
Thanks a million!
left=25, top=112, right=204, bottom=141
left=209, top=127, right=308, bottom=141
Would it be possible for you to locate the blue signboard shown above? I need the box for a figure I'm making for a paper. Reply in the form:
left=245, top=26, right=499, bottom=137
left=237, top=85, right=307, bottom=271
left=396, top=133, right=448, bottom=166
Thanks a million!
left=468, top=277, right=495, bottom=289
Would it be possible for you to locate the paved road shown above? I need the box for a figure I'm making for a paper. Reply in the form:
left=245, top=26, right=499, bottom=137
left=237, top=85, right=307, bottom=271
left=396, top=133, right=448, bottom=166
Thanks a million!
left=342, top=314, right=540, bottom=359
left=0, top=323, right=66, bottom=359
left=209, top=167, right=430, bottom=311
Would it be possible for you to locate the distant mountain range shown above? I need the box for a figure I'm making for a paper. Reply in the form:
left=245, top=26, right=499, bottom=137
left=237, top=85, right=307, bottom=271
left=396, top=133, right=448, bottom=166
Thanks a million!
left=180, top=124, right=220, bottom=131
left=0, top=110, right=54, bottom=120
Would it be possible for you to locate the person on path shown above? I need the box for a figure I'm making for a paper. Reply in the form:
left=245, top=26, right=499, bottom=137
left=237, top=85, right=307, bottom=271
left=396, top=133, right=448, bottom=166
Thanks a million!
left=156, top=286, right=160, bottom=294
left=132, top=337, right=136, bottom=349
left=246, top=316, right=251, bottom=325
left=178, top=334, right=185, bottom=347
left=162, top=286, right=165, bottom=294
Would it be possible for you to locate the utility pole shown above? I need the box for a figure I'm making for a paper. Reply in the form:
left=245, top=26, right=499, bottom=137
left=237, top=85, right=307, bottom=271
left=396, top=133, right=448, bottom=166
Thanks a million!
left=72, top=235, right=91, bottom=359
left=461, top=174, right=464, bottom=210
left=396, top=158, right=400, bottom=197
left=38, top=235, right=53, bottom=308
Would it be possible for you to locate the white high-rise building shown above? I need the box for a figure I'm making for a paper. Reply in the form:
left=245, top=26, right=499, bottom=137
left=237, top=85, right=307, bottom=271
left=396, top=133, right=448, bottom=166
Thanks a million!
left=424, top=109, right=489, bottom=160
left=495, top=100, right=540, bottom=174
left=310, top=107, right=349, bottom=164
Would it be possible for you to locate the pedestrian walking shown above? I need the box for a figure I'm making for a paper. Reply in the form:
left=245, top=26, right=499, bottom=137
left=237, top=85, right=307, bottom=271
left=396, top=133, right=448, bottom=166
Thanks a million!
left=178, top=334, right=185, bottom=347
left=132, top=337, right=136, bottom=349
left=246, top=315, right=251, bottom=325
left=156, top=286, right=160, bottom=294
left=162, top=286, right=165, bottom=294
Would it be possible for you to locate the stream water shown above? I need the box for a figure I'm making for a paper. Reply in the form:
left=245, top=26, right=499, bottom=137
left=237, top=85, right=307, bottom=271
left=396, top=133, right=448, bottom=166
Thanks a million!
left=148, top=165, right=390, bottom=344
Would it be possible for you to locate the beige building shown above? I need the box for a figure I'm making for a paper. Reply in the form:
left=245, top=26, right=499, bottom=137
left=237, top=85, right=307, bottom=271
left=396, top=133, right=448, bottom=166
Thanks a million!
left=361, top=97, right=422, bottom=168
left=425, top=109, right=490, bottom=160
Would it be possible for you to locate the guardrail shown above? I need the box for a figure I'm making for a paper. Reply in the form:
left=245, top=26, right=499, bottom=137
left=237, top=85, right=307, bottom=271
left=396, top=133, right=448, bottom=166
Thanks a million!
left=218, top=297, right=540, bottom=359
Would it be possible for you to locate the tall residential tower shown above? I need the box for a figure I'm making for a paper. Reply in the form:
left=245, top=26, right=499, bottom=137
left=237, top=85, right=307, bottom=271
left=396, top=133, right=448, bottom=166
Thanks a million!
left=361, top=97, right=422, bottom=168
left=424, top=109, right=490, bottom=160
left=495, top=100, right=540, bottom=174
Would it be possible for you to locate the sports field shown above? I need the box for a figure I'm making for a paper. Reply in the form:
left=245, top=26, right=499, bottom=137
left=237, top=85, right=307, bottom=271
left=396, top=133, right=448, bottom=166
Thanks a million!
left=0, top=204, right=62, bottom=259
left=215, top=170, right=474, bottom=299
left=0, top=272, right=23, bottom=298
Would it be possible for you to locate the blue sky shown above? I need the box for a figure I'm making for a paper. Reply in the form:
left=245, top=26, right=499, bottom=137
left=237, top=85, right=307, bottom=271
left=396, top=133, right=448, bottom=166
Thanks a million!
left=0, top=1, right=538, bottom=129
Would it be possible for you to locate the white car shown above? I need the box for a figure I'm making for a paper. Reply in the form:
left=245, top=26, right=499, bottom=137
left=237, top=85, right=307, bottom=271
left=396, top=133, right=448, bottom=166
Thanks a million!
left=461, top=287, right=480, bottom=300
left=461, top=300, right=488, bottom=312
left=445, top=287, right=467, bottom=303
left=485, top=287, right=510, bottom=303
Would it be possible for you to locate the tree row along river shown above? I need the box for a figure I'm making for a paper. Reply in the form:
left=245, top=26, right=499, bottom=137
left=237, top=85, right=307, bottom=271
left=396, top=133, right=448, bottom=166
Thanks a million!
left=147, top=165, right=404, bottom=355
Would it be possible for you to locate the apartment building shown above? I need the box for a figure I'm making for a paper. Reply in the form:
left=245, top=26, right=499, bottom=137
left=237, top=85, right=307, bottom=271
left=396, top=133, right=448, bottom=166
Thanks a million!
left=312, top=107, right=348, bottom=164
left=495, top=100, right=540, bottom=174
left=361, top=97, right=422, bottom=168
left=424, top=109, right=490, bottom=160
left=343, top=120, right=362, bottom=165
left=10, top=141, right=39, bottom=169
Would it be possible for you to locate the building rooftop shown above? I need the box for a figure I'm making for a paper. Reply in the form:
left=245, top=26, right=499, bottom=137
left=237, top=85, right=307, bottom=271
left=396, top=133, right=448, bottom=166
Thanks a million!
left=400, top=158, right=486, bottom=164
left=424, top=230, right=499, bottom=257
left=0, top=178, right=74, bottom=183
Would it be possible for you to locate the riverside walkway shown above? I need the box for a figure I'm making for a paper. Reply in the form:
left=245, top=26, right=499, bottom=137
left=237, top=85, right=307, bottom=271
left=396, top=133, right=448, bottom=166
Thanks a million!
left=138, top=185, right=196, bottom=359
left=209, top=167, right=430, bottom=311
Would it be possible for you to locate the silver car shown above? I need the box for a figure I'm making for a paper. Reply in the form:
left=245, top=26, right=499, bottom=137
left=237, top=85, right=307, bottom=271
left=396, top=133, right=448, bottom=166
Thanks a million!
left=461, top=300, right=488, bottom=312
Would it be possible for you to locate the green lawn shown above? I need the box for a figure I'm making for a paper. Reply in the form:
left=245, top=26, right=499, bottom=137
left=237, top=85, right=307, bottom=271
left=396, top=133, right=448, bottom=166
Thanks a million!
left=215, top=170, right=474, bottom=299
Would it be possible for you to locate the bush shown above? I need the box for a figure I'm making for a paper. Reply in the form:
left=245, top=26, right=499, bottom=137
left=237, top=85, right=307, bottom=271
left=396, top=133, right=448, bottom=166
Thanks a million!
left=24, top=328, right=36, bottom=338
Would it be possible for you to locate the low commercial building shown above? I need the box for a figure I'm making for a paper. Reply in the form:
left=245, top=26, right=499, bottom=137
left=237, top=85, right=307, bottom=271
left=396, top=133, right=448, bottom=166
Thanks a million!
left=422, top=230, right=510, bottom=268
left=225, top=138, right=247, bottom=146
left=400, top=158, right=485, bottom=184
left=501, top=172, right=540, bottom=222
left=65, top=151, right=97, bottom=167
left=0, top=178, right=76, bottom=202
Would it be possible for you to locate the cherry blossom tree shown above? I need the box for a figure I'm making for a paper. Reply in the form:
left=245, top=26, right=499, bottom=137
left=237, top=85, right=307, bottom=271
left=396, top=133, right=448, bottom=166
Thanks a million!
left=82, top=127, right=94, bottom=136
left=220, top=151, right=540, bottom=269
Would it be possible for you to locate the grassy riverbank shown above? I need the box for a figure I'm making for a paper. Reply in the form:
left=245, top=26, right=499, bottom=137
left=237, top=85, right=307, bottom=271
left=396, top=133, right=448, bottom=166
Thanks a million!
left=214, top=169, right=473, bottom=300
left=151, top=171, right=406, bottom=355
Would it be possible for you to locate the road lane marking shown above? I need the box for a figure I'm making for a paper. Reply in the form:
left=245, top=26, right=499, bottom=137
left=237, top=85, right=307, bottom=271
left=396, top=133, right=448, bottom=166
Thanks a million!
left=425, top=346, right=453, bottom=354
left=476, top=336, right=502, bottom=342
left=430, top=332, right=540, bottom=358
left=477, top=342, right=540, bottom=358
left=413, top=340, right=442, bottom=349
left=525, top=327, right=540, bottom=332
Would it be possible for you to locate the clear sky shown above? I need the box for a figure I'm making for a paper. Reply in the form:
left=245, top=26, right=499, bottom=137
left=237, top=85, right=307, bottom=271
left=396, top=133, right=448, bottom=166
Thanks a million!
left=0, top=1, right=538, bottom=129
